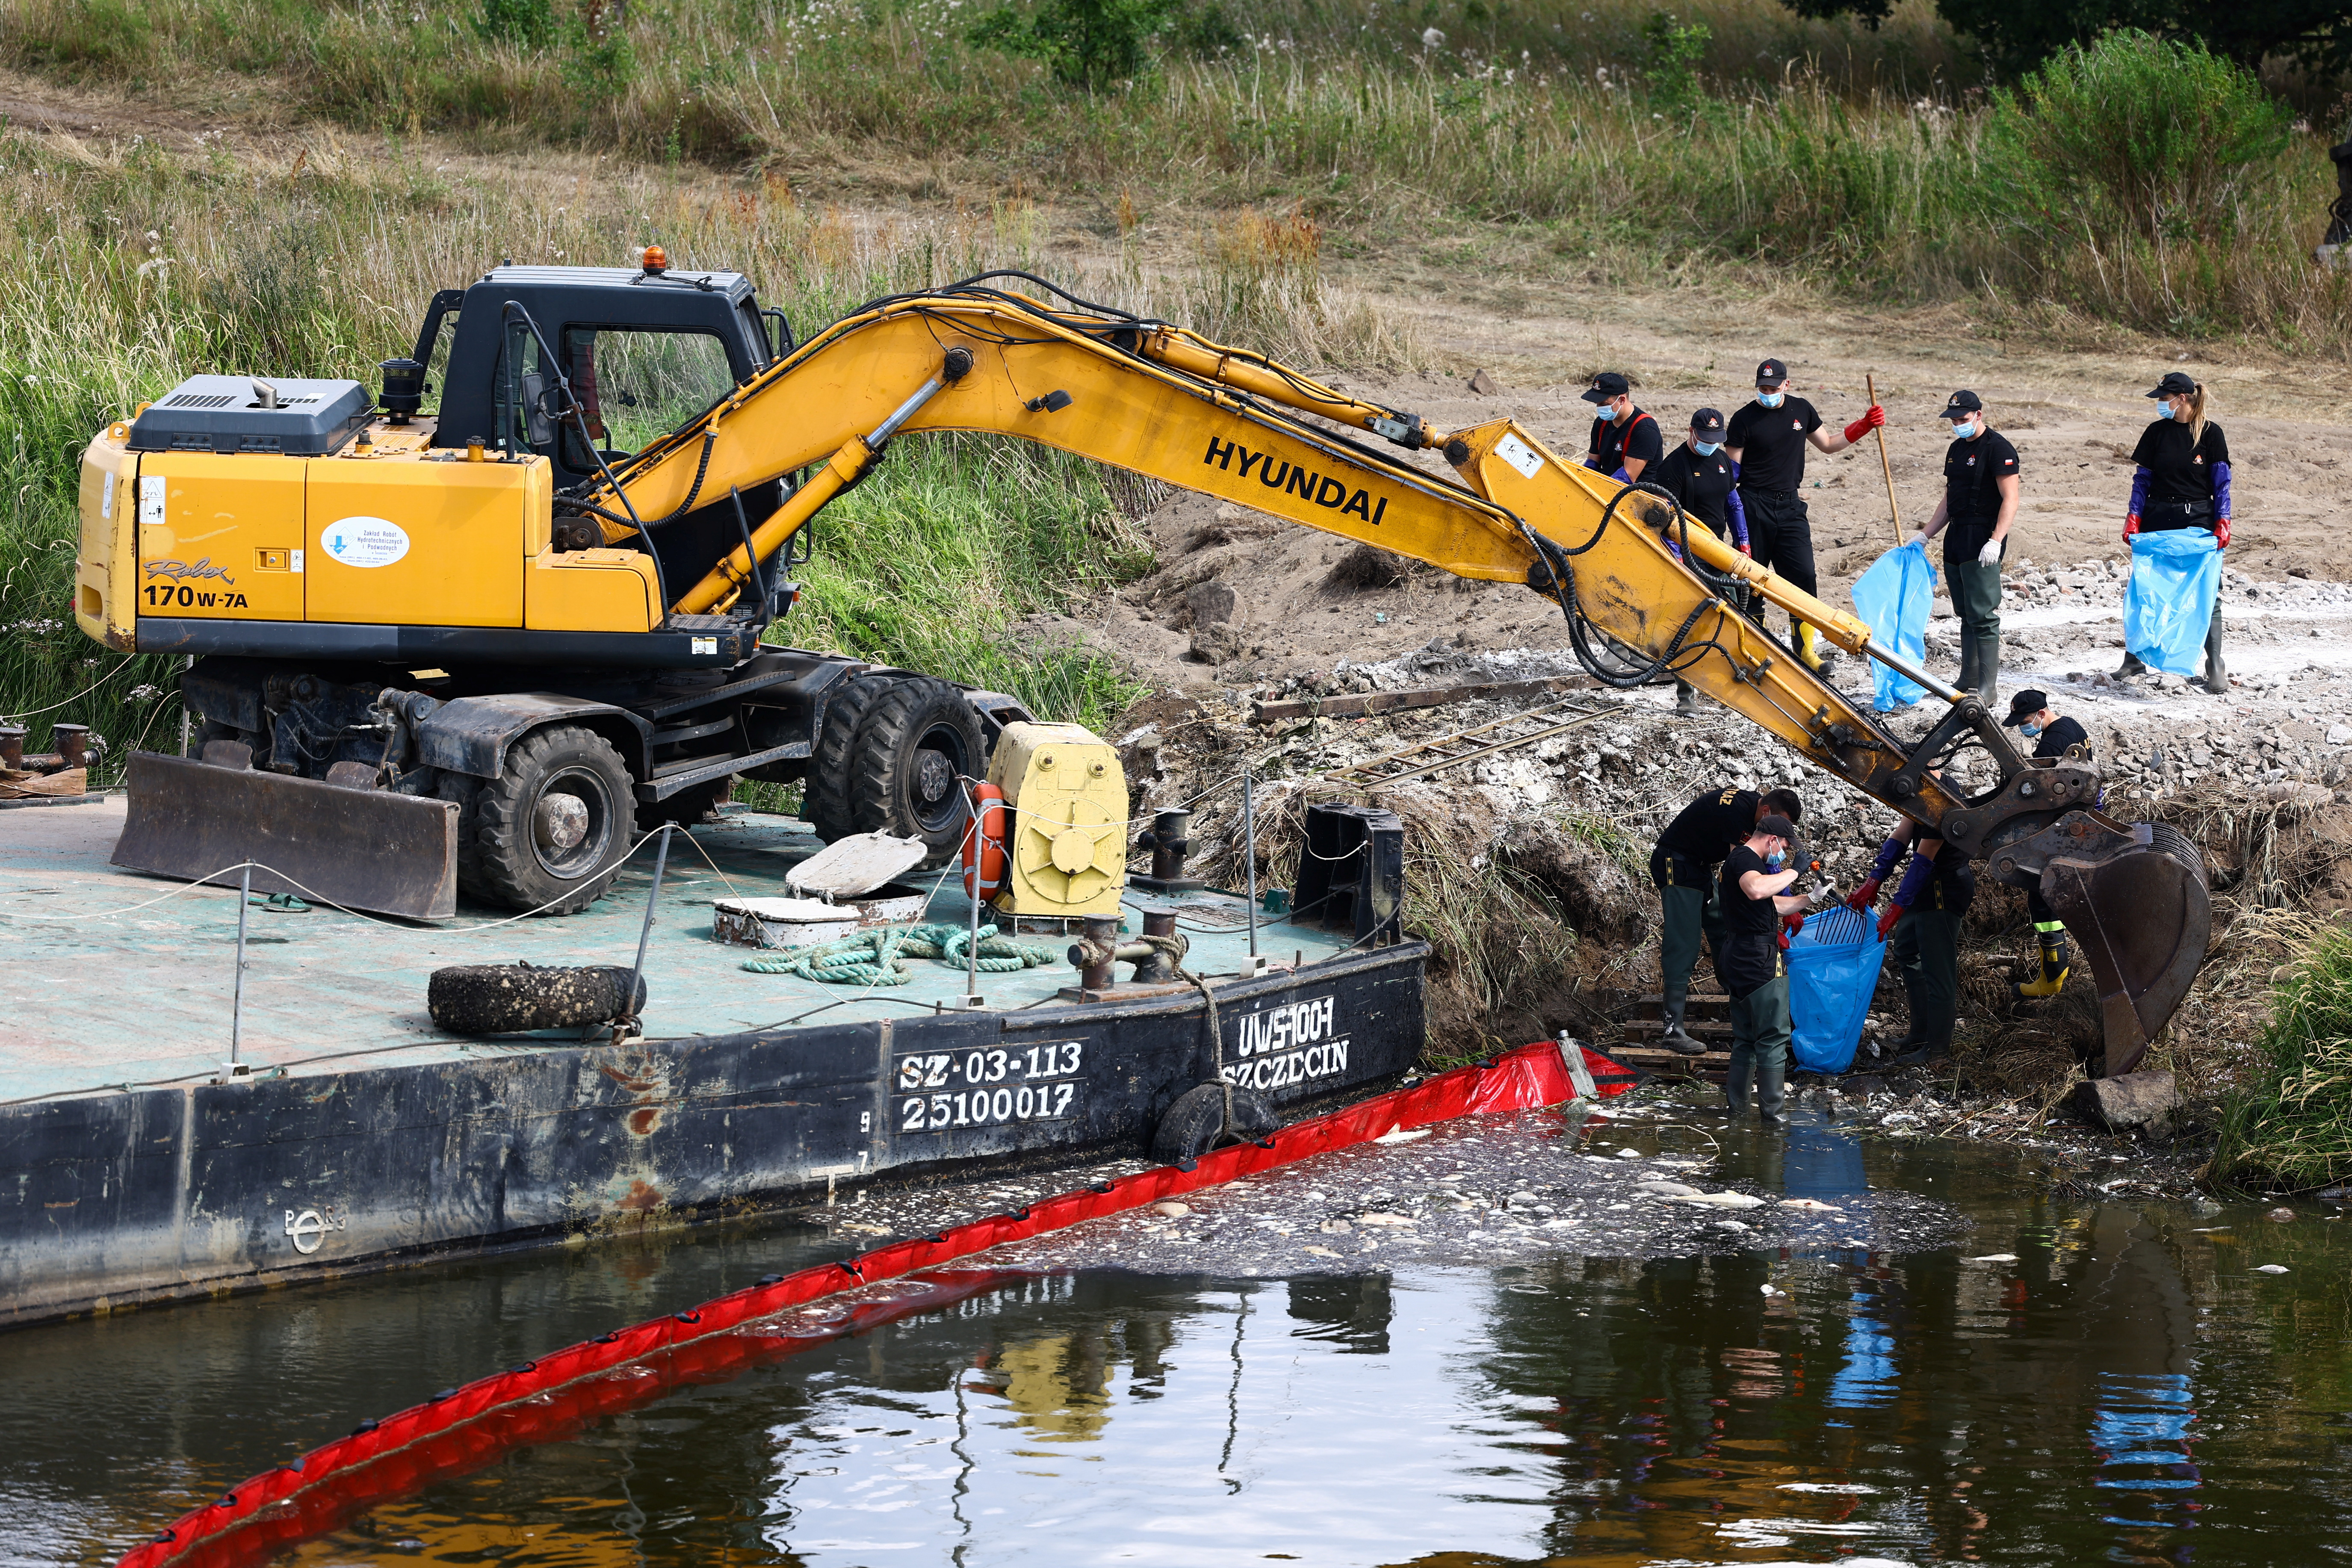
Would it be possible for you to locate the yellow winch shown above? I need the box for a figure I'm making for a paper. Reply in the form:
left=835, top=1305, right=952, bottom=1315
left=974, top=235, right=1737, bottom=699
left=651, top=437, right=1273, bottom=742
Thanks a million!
left=985, top=721, right=1127, bottom=918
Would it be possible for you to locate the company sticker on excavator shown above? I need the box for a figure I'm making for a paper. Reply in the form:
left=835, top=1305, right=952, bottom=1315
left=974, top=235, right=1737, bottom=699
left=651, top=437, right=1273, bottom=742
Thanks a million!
left=1200, top=436, right=1391, bottom=526
left=322, top=517, right=410, bottom=569
left=1493, top=433, right=1545, bottom=479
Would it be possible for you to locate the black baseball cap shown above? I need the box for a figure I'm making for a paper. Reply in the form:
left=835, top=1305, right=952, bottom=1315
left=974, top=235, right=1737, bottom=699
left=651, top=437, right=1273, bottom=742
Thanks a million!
left=1755, top=814, right=1797, bottom=841
left=1690, top=407, right=1726, bottom=436
left=1754, top=358, right=1788, bottom=388
left=2001, top=689, right=2051, bottom=726
left=1581, top=371, right=1630, bottom=404
left=1939, top=389, right=1983, bottom=419
left=2146, top=371, right=2197, bottom=398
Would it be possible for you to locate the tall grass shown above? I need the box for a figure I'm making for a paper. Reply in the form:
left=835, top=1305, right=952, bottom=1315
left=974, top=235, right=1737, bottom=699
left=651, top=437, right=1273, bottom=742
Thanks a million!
left=5, top=4, right=2340, bottom=351
left=2213, top=921, right=2352, bottom=1191
left=0, top=132, right=1171, bottom=768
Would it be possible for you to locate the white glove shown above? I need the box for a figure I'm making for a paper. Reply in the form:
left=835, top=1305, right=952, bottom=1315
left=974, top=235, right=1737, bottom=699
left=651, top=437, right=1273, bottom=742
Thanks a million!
left=1976, top=538, right=2003, bottom=566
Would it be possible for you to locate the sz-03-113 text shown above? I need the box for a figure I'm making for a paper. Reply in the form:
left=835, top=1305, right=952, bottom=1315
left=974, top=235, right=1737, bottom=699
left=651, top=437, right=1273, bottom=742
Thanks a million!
left=894, top=1041, right=1086, bottom=1134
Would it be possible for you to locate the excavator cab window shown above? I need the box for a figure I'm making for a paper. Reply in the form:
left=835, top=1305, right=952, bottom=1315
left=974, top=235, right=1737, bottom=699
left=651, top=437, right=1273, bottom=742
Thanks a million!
left=555, top=326, right=735, bottom=470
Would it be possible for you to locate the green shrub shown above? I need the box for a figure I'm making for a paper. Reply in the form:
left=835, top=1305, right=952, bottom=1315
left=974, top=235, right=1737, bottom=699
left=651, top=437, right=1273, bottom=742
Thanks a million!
left=1643, top=10, right=1713, bottom=108
left=968, top=0, right=1224, bottom=88
left=1985, top=29, right=2294, bottom=246
left=2213, top=922, right=2352, bottom=1190
left=475, top=0, right=554, bottom=46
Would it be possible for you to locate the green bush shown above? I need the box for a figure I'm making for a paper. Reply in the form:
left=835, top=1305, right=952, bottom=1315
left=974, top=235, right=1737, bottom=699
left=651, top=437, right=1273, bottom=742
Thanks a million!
left=1642, top=10, right=1713, bottom=108
left=969, top=0, right=1227, bottom=88
left=2214, top=922, right=2352, bottom=1191
left=475, top=0, right=554, bottom=46
left=1984, top=29, right=2294, bottom=246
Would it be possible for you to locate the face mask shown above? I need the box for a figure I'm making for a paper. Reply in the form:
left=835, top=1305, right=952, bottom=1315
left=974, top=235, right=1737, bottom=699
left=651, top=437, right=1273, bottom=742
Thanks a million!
left=1694, top=440, right=1720, bottom=456
left=2019, top=721, right=2042, bottom=738
left=1765, top=850, right=1786, bottom=869
left=1758, top=390, right=1784, bottom=409
left=1950, top=418, right=1978, bottom=440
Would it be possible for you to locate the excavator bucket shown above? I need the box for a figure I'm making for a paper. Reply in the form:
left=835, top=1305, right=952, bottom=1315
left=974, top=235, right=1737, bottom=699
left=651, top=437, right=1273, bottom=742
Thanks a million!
left=2032, top=818, right=2211, bottom=1078
left=112, top=751, right=460, bottom=921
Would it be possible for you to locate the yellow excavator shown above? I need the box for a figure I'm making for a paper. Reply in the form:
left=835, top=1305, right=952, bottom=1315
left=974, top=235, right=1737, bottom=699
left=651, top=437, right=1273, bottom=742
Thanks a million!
left=73, top=257, right=2207, bottom=1073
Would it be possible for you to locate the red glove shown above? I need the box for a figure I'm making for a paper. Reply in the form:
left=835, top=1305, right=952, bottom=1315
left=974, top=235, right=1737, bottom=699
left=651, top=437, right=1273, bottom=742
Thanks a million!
left=1877, top=904, right=1902, bottom=940
left=1843, top=405, right=1886, bottom=443
left=2214, top=517, right=2230, bottom=548
left=2123, top=513, right=2140, bottom=540
left=1847, top=877, right=1881, bottom=912
left=1737, top=542, right=1752, bottom=557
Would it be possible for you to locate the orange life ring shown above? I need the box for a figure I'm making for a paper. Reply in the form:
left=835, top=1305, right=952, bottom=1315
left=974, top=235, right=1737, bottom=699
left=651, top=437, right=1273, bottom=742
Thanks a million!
left=960, top=781, right=1008, bottom=903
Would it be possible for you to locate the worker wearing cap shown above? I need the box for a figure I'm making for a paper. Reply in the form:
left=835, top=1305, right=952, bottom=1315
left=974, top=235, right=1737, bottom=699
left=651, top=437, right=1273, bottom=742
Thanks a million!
left=1648, top=408, right=1751, bottom=712
left=1717, top=812, right=1831, bottom=1117
left=1849, top=804, right=1974, bottom=1067
left=1581, top=372, right=1663, bottom=484
left=2000, top=689, right=2091, bottom=1001
left=1915, top=390, right=2018, bottom=700
left=1725, top=358, right=1885, bottom=676
left=1651, top=785, right=1803, bottom=1056
left=2120, top=370, right=2232, bottom=693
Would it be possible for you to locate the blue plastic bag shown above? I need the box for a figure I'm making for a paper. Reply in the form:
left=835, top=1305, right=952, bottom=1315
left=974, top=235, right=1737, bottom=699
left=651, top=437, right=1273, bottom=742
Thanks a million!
left=1850, top=538, right=1937, bottom=712
left=2124, top=529, right=2222, bottom=676
left=1785, top=905, right=1886, bottom=1075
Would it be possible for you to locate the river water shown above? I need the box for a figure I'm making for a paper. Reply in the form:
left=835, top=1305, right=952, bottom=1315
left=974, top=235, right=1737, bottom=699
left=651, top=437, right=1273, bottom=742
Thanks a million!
left=6, top=1103, right=2349, bottom=1568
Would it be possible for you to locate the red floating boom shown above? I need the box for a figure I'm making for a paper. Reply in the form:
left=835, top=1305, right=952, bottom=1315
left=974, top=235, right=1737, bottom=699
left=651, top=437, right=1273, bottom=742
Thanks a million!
left=119, top=1038, right=1631, bottom=1568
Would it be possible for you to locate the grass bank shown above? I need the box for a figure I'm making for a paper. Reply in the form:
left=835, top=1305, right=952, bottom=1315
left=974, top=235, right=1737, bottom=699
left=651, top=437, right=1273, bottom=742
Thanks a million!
left=2214, top=921, right=2352, bottom=1191
left=0, top=131, right=1304, bottom=765
left=4, top=3, right=2346, bottom=353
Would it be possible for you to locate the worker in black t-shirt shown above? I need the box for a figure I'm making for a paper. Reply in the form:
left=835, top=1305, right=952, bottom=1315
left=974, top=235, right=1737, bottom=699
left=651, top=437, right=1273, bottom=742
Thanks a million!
left=2120, top=370, right=2233, bottom=693
left=1580, top=372, right=1664, bottom=483
left=1725, top=357, right=1884, bottom=676
left=1716, top=812, right=1831, bottom=1117
left=1648, top=408, right=1751, bottom=713
left=1915, top=390, right=2020, bottom=702
left=1649, top=784, right=1803, bottom=1056
left=2001, top=688, right=2092, bottom=1001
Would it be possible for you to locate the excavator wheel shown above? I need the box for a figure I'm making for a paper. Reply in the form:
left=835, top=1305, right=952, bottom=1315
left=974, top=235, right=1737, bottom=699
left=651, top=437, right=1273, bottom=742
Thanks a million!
left=847, top=676, right=988, bottom=866
left=459, top=723, right=634, bottom=915
left=804, top=673, right=902, bottom=844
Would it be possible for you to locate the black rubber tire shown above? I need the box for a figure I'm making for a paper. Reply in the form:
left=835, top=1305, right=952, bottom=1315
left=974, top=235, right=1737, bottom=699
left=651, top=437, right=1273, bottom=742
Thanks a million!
left=804, top=673, right=901, bottom=844
left=846, top=676, right=988, bottom=866
left=1150, top=1081, right=1281, bottom=1164
left=428, top=964, right=646, bottom=1034
left=461, top=723, right=634, bottom=915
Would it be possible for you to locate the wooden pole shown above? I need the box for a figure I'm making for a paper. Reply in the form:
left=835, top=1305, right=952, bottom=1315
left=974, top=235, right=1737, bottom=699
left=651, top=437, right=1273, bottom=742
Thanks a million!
left=1867, top=372, right=1902, bottom=545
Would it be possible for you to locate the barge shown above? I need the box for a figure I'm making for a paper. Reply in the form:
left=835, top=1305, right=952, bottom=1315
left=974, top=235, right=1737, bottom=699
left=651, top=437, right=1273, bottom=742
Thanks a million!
left=0, top=798, right=1425, bottom=1329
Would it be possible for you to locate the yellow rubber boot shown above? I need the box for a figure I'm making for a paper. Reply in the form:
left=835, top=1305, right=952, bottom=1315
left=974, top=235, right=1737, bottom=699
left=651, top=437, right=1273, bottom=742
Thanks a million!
left=1794, top=621, right=1826, bottom=675
left=2012, top=933, right=2070, bottom=1000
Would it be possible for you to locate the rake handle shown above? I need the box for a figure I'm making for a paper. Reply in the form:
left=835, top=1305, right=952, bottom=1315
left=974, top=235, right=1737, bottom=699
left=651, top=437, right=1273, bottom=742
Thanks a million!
left=1868, top=372, right=1902, bottom=545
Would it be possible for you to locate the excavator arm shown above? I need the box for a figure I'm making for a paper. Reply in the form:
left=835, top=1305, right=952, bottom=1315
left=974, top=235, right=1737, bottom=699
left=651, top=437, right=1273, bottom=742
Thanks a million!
left=567, top=275, right=2206, bottom=1072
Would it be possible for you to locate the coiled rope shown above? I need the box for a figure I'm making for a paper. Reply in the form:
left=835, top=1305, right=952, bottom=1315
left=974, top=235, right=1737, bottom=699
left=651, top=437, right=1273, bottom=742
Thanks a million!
left=740, top=922, right=1060, bottom=986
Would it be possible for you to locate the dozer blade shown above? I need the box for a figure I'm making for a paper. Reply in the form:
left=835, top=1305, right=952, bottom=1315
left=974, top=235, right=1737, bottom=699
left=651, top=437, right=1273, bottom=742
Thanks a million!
left=2036, top=818, right=2210, bottom=1078
left=112, top=752, right=459, bottom=921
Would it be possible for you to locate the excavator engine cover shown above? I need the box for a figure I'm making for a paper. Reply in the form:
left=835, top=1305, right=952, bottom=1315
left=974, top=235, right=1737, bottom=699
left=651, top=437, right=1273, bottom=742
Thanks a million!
left=113, top=751, right=460, bottom=921
left=986, top=722, right=1126, bottom=919
left=1995, top=812, right=2211, bottom=1077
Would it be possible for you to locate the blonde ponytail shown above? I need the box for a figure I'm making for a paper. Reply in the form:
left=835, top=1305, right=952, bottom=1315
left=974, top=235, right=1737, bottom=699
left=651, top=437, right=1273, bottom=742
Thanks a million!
left=2186, top=382, right=2208, bottom=446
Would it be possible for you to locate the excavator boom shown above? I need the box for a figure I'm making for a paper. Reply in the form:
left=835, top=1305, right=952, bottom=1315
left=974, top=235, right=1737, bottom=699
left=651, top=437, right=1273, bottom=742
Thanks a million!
left=573, top=276, right=2205, bottom=1072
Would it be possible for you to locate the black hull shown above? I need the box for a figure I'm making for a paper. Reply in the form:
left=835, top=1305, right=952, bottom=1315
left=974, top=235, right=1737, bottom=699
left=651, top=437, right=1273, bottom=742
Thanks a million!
left=0, top=942, right=1426, bottom=1329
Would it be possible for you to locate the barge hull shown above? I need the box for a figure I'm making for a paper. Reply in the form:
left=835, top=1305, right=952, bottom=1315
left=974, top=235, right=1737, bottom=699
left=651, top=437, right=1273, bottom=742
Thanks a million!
left=0, top=943, right=1424, bottom=1328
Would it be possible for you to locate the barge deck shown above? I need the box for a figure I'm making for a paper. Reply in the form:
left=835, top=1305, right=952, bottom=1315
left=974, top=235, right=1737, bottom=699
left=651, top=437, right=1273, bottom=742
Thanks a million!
left=0, top=801, right=1425, bottom=1328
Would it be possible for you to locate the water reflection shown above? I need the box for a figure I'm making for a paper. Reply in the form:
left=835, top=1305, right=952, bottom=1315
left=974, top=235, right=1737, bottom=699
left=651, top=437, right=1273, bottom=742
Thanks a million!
left=11, top=1120, right=2352, bottom=1567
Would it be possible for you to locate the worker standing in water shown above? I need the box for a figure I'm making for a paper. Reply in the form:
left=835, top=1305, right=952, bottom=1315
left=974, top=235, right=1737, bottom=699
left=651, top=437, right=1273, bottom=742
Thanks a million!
left=1650, top=785, right=1805, bottom=1056
left=1717, top=813, right=1826, bottom=1118
left=1915, top=390, right=2020, bottom=700
left=1581, top=372, right=1663, bottom=483
left=2001, top=688, right=2092, bottom=1001
left=2119, top=371, right=2233, bottom=694
left=1648, top=408, right=1750, bottom=713
left=1725, top=357, right=1885, bottom=675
